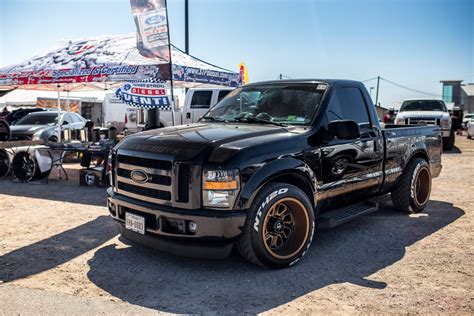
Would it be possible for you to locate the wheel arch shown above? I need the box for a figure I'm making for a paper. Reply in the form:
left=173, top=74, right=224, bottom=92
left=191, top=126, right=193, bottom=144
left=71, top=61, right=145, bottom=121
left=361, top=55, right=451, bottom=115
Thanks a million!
left=237, top=158, right=317, bottom=211
left=407, top=150, right=430, bottom=167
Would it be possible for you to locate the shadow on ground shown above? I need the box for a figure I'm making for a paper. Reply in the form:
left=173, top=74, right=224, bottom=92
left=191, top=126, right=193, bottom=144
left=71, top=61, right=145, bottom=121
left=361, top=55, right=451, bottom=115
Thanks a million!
left=0, top=174, right=106, bottom=207
left=86, top=198, right=464, bottom=314
left=444, top=145, right=462, bottom=154
left=0, top=216, right=117, bottom=282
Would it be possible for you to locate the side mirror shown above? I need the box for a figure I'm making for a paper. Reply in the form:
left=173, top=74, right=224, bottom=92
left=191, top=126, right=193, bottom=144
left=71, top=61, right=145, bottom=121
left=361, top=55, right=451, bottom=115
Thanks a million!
left=62, top=121, right=69, bottom=126
left=328, top=120, right=361, bottom=140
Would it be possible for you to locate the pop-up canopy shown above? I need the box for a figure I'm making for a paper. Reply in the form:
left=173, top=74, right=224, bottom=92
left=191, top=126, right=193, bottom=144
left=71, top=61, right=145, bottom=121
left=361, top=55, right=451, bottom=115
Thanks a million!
left=0, top=34, right=241, bottom=92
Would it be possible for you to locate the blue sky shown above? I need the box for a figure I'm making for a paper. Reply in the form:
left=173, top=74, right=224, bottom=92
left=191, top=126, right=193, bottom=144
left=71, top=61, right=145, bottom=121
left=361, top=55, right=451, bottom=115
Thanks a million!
left=0, top=0, right=472, bottom=107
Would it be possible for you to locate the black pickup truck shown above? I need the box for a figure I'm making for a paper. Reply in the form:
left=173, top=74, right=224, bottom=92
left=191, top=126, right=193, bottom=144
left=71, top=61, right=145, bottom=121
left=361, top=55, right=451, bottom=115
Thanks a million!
left=107, top=79, right=442, bottom=268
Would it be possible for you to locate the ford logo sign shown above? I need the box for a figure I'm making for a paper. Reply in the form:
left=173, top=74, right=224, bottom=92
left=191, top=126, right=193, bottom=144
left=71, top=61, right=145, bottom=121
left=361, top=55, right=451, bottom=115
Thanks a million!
left=130, top=170, right=149, bottom=184
left=145, top=15, right=165, bottom=25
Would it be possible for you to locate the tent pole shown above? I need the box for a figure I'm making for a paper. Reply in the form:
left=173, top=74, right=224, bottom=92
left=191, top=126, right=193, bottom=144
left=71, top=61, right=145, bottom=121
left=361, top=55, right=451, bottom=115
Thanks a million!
left=57, top=85, right=61, bottom=142
left=165, top=0, right=175, bottom=127
left=66, top=90, right=70, bottom=113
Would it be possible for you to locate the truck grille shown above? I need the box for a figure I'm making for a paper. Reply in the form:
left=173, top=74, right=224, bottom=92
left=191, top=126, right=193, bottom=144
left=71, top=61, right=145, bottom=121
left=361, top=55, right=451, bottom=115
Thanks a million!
left=405, top=118, right=440, bottom=126
left=114, top=153, right=193, bottom=207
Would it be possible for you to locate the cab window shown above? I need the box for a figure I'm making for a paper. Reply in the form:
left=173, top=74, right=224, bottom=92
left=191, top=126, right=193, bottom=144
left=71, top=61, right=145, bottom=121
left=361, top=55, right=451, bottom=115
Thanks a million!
left=326, top=87, right=371, bottom=128
left=217, top=90, right=231, bottom=103
left=191, top=91, right=213, bottom=109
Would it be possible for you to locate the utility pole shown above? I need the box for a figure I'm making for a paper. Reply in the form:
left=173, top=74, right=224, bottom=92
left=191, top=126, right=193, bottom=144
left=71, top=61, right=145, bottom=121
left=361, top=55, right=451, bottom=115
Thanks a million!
left=375, top=76, right=380, bottom=106
left=184, top=0, right=189, bottom=54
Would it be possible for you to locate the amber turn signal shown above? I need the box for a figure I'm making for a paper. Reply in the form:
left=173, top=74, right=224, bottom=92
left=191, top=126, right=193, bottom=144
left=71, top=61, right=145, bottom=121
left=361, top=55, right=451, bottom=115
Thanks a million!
left=203, top=180, right=238, bottom=190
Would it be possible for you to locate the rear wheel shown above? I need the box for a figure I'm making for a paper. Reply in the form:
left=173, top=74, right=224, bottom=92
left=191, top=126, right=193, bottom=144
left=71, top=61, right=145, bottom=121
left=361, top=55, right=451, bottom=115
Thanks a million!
left=238, top=183, right=315, bottom=269
left=391, top=158, right=431, bottom=213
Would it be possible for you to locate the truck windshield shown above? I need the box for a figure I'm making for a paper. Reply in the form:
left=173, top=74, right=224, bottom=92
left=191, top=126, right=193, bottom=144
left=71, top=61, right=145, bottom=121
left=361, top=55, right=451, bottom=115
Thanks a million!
left=400, top=100, right=447, bottom=112
left=202, top=83, right=325, bottom=126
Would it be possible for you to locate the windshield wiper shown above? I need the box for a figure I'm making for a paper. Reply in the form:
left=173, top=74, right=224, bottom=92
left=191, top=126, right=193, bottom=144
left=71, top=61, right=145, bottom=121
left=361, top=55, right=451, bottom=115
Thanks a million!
left=233, top=116, right=287, bottom=127
left=201, top=116, right=228, bottom=123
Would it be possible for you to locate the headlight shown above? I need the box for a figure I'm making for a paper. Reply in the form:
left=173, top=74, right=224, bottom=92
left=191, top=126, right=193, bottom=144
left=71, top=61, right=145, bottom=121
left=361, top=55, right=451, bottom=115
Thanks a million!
left=202, top=169, right=240, bottom=208
left=440, top=117, right=450, bottom=129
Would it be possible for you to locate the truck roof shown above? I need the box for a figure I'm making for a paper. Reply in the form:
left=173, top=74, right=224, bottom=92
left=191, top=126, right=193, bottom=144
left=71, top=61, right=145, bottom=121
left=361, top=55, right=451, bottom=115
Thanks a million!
left=402, top=98, right=445, bottom=102
left=245, top=79, right=363, bottom=87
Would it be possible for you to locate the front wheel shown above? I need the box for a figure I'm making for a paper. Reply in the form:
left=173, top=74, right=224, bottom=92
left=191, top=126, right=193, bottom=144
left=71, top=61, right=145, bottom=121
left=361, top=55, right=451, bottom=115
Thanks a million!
left=391, top=158, right=431, bottom=213
left=237, top=183, right=315, bottom=269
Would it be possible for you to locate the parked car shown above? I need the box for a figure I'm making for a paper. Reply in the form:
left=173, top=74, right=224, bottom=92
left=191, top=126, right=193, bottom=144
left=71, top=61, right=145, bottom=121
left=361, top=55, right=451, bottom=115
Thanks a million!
left=10, top=111, right=87, bottom=141
left=106, top=79, right=443, bottom=269
left=394, top=99, right=454, bottom=150
left=467, top=118, right=474, bottom=139
left=3, top=107, right=47, bottom=125
left=462, top=113, right=474, bottom=130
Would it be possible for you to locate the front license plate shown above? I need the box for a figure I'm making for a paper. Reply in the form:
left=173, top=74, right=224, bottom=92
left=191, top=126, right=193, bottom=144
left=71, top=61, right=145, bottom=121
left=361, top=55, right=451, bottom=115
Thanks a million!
left=125, top=212, right=145, bottom=235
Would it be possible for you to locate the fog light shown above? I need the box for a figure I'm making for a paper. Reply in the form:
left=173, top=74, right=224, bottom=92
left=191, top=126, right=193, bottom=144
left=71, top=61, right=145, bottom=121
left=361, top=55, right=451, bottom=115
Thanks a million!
left=188, top=221, right=197, bottom=233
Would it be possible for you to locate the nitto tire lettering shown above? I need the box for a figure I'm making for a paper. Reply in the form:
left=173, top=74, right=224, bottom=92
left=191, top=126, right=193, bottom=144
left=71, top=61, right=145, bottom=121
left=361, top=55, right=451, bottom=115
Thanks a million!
left=253, top=188, right=288, bottom=232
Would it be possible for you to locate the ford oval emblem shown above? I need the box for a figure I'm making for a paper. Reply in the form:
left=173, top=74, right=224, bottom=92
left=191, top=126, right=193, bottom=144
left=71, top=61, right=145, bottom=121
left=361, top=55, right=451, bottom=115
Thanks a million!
left=145, top=15, right=165, bottom=25
left=130, top=170, right=149, bottom=184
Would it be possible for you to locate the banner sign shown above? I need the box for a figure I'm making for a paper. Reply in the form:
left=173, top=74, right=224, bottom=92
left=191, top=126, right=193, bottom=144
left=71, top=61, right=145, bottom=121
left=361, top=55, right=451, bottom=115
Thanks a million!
left=115, top=78, right=171, bottom=110
left=130, top=0, right=170, bottom=61
left=172, top=64, right=241, bottom=87
left=0, top=34, right=240, bottom=89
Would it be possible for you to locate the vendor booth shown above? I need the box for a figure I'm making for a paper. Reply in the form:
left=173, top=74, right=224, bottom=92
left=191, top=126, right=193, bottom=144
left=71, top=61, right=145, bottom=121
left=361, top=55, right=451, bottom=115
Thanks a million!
left=0, top=34, right=241, bottom=184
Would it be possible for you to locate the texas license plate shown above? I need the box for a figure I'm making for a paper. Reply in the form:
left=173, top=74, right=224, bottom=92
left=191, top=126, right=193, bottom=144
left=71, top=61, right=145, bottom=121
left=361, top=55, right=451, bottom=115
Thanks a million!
left=125, top=213, right=145, bottom=235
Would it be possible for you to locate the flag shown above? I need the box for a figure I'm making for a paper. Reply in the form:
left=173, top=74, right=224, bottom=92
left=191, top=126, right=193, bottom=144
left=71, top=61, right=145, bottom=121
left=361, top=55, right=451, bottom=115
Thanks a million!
left=130, top=0, right=171, bottom=62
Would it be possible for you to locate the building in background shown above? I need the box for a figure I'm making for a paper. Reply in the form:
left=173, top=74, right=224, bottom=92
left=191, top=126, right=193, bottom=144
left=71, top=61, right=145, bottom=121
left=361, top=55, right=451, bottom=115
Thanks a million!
left=440, top=80, right=474, bottom=113
left=461, top=84, right=474, bottom=114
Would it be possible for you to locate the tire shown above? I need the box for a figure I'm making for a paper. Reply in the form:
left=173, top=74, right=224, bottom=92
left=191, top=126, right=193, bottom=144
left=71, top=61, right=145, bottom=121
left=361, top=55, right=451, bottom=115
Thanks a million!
left=391, top=158, right=431, bottom=213
left=443, top=130, right=455, bottom=151
left=468, top=135, right=472, bottom=140
left=237, top=183, right=315, bottom=269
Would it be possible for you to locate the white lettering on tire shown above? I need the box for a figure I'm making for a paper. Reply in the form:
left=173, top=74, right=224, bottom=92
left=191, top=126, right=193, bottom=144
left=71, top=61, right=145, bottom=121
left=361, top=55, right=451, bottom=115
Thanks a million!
left=253, top=188, right=288, bottom=232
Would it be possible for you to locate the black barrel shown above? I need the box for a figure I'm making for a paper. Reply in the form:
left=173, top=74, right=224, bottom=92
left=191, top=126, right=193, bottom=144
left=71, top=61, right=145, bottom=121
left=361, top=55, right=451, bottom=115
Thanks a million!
left=0, top=149, right=10, bottom=178
left=0, top=119, right=10, bottom=141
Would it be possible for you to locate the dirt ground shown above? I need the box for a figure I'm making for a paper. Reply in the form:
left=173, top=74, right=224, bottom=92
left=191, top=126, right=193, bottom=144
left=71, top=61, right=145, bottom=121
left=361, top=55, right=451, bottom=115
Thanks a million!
left=0, top=137, right=473, bottom=315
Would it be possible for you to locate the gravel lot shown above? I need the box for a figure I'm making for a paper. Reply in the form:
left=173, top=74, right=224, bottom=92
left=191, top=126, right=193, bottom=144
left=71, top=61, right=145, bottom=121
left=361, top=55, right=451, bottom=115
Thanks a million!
left=0, top=137, right=473, bottom=315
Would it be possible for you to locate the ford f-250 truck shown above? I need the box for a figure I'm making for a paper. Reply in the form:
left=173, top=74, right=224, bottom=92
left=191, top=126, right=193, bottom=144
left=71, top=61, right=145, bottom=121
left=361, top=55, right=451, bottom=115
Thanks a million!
left=107, top=79, right=442, bottom=269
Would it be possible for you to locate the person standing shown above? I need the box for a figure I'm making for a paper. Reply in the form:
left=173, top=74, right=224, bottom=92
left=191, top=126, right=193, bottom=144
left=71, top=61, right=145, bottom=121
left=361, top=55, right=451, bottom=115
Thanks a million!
left=1, top=106, right=10, bottom=117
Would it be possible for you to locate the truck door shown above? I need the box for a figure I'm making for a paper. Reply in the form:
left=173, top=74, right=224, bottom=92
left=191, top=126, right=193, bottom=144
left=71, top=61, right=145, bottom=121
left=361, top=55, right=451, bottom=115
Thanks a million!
left=318, top=86, right=384, bottom=200
left=185, top=90, right=213, bottom=124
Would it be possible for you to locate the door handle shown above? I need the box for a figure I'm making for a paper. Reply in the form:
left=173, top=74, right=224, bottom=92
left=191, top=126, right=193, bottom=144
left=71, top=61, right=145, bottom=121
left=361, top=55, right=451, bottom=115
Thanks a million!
left=186, top=112, right=191, bottom=119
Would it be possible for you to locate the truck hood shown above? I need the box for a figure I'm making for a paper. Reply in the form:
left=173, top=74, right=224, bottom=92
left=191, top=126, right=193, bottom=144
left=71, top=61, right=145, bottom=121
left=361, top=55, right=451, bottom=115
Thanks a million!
left=397, top=111, right=449, bottom=119
left=116, top=123, right=302, bottom=162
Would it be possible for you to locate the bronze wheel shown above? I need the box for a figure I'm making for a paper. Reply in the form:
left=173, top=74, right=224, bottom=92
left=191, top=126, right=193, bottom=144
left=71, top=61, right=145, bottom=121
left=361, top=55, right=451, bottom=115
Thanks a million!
left=262, top=198, right=310, bottom=260
left=391, top=158, right=431, bottom=213
left=238, top=183, right=315, bottom=269
left=414, top=167, right=430, bottom=206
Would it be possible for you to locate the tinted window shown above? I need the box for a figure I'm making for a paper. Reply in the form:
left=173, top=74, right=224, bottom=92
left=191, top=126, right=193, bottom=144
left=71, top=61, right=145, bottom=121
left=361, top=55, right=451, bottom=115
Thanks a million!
left=15, top=113, right=58, bottom=126
left=326, top=87, right=370, bottom=125
left=217, top=90, right=231, bottom=103
left=191, top=91, right=213, bottom=109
